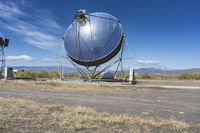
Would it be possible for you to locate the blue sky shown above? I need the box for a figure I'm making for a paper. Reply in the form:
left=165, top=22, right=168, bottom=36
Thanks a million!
left=0, top=0, right=200, bottom=69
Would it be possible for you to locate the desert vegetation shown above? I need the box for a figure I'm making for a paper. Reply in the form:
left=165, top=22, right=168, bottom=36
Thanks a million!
left=15, top=70, right=200, bottom=80
left=16, top=70, right=59, bottom=78
left=138, top=73, right=200, bottom=80
left=16, top=70, right=60, bottom=79
left=138, top=73, right=178, bottom=80
left=15, top=70, right=83, bottom=79
left=178, top=73, right=200, bottom=80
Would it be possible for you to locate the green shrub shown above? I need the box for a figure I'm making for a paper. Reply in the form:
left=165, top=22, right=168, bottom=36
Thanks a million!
left=63, top=73, right=82, bottom=78
left=139, top=73, right=153, bottom=79
left=16, top=71, right=36, bottom=78
left=36, top=70, right=49, bottom=78
left=16, top=70, right=60, bottom=79
left=178, top=73, right=200, bottom=80
left=193, top=73, right=200, bottom=80
left=49, top=71, right=60, bottom=78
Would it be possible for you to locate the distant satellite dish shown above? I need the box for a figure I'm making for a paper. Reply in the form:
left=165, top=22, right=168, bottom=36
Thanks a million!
left=64, top=10, right=124, bottom=67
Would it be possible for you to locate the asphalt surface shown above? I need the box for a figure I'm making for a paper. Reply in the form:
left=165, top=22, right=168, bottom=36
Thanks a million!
left=0, top=81, right=200, bottom=124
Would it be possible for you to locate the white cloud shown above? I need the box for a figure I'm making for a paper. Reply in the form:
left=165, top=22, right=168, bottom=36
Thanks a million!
left=42, top=57, right=51, bottom=63
left=0, top=1, right=24, bottom=19
left=135, top=60, right=171, bottom=70
left=136, top=60, right=160, bottom=66
left=6, top=55, right=34, bottom=61
left=0, top=1, right=64, bottom=49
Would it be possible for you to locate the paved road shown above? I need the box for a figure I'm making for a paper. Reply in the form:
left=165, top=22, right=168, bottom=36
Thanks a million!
left=0, top=84, right=200, bottom=123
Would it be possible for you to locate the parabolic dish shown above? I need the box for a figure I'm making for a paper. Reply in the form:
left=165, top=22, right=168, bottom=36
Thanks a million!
left=64, top=11, right=124, bottom=66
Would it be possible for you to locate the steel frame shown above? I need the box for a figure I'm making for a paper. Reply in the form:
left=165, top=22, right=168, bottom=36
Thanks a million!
left=66, top=39, right=125, bottom=81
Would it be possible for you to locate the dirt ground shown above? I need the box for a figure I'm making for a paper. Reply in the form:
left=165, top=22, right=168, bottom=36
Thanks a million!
left=0, top=79, right=200, bottom=125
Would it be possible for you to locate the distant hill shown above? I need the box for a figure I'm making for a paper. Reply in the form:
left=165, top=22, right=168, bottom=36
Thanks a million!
left=12, top=66, right=200, bottom=74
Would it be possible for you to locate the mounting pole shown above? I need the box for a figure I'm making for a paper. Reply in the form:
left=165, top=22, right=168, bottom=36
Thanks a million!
left=0, top=36, right=9, bottom=77
left=0, top=46, right=5, bottom=76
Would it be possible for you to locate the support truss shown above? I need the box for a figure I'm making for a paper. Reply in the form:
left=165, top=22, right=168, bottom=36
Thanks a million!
left=66, top=41, right=125, bottom=81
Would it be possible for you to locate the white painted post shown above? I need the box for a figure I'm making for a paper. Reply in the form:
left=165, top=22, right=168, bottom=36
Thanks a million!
left=129, top=69, right=135, bottom=84
left=4, top=67, right=7, bottom=80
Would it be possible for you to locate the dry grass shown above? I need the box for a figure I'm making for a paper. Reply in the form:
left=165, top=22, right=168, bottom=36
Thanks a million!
left=0, top=79, right=136, bottom=92
left=0, top=97, right=199, bottom=133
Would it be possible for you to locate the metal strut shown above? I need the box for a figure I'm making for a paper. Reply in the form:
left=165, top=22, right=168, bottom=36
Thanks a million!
left=67, top=56, right=91, bottom=80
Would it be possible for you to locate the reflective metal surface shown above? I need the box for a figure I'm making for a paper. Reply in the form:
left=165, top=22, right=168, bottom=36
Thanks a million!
left=64, top=12, right=123, bottom=66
